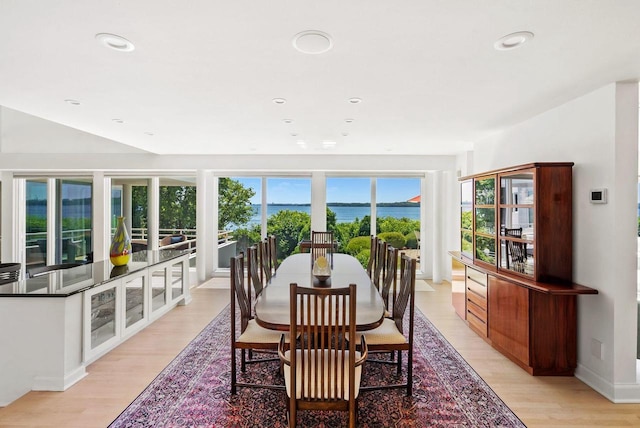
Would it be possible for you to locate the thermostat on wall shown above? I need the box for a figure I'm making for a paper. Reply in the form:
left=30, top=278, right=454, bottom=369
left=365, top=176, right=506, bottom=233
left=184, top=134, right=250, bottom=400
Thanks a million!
left=590, top=188, right=607, bottom=204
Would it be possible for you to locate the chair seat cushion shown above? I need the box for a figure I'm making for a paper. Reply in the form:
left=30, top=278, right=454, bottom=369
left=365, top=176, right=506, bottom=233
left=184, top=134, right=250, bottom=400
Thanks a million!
left=351, top=318, right=406, bottom=345
left=283, top=349, right=363, bottom=400
left=237, top=319, right=290, bottom=344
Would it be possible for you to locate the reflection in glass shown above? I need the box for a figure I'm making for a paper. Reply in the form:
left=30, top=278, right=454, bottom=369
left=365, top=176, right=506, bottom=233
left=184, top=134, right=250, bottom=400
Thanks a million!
left=475, top=208, right=495, bottom=234
left=91, top=287, right=117, bottom=348
left=461, top=231, right=473, bottom=258
left=500, top=207, right=534, bottom=235
left=125, top=275, right=145, bottom=328
left=171, top=262, right=183, bottom=300
left=475, top=177, right=495, bottom=205
left=151, top=268, right=166, bottom=311
left=499, top=239, right=535, bottom=276
left=500, top=173, right=534, bottom=205
left=475, top=236, right=496, bottom=265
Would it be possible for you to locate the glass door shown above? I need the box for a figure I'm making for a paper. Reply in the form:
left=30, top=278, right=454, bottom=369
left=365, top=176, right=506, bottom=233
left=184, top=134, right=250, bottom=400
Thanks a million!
left=498, top=171, right=535, bottom=276
left=474, top=176, right=496, bottom=266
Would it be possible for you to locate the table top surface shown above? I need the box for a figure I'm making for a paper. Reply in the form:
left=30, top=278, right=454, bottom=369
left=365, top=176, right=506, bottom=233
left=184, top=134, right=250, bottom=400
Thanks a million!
left=254, top=253, right=385, bottom=331
left=0, top=249, right=188, bottom=298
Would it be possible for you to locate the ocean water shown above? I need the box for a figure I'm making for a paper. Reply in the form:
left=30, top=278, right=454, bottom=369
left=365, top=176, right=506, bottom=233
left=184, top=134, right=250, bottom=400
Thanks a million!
left=246, top=204, right=420, bottom=227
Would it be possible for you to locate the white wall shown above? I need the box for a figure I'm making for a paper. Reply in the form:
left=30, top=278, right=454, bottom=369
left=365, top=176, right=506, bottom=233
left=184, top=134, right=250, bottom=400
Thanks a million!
left=473, top=82, right=640, bottom=402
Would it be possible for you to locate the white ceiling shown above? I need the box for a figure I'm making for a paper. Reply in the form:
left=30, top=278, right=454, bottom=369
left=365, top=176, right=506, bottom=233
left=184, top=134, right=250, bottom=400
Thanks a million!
left=1, top=0, right=639, bottom=156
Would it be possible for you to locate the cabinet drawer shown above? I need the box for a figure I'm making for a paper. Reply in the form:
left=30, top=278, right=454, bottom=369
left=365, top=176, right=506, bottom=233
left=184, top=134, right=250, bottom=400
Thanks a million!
left=467, top=297, right=487, bottom=320
left=467, top=307, right=488, bottom=337
left=466, top=279, right=487, bottom=301
left=467, top=286, right=487, bottom=310
left=466, top=266, right=487, bottom=287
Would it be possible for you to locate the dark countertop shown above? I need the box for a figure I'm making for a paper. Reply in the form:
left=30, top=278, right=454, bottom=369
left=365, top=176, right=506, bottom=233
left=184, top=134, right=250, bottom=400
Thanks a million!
left=0, top=249, right=187, bottom=298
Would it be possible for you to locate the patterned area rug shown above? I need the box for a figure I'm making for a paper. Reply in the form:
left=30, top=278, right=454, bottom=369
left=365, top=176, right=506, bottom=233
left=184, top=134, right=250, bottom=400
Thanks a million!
left=109, top=304, right=525, bottom=427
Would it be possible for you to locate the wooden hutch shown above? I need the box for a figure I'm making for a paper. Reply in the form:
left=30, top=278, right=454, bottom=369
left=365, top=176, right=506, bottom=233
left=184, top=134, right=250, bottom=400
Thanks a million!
left=449, top=162, right=598, bottom=376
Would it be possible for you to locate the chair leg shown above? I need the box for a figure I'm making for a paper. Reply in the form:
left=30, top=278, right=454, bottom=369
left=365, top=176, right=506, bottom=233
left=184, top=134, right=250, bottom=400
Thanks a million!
left=397, top=349, right=402, bottom=376
left=407, top=348, right=413, bottom=396
left=241, top=349, right=246, bottom=372
left=231, top=347, right=237, bottom=395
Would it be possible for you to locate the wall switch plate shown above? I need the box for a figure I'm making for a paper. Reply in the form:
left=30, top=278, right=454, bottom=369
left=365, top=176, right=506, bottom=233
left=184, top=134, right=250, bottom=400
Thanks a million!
left=590, top=188, right=607, bottom=204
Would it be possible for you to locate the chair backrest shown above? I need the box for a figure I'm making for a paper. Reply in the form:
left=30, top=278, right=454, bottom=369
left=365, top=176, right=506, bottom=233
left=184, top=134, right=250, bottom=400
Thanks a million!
left=311, top=230, right=334, bottom=268
left=381, top=245, right=398, bottom=310
left=392, top=254, right=416, bottom=335
left=288, top=282, right=359, bottom=403
left=268, top=235, right=278, bottom=273
left=259, top=239, right=272, bottom=283
left=366, top=235, right=378, bottom=277
left=230, top=253, right=251, bottom=335
left=373, top=239, right=387, bottom=292
left=246, top=245, right=263, bottom=301
left=503, top=227, right=526, bottom=270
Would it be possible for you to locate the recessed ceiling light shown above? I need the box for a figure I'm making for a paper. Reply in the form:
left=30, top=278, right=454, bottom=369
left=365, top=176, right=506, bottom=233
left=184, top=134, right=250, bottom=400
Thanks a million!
left=95, top=33, right=135, bottom=52
left=272, top=98, right=287, bottom=105
left=283, top=119, right=293, bottom=124
left=64, top=99, right=80, bottom=106
left=112, top=118, right=124, bottom=124
left=348, top=97, right=362, bottom=104
left=494, top=31, right=534, bottom=51
left=342, top=132, right=349, bottom=137
left=292, top=30, right=333, bottom=54
left=345, top=118, right=354, bottom=123
left=144, top=132, right=154, bottom=136
left=290, top=132, right=298, bottom=137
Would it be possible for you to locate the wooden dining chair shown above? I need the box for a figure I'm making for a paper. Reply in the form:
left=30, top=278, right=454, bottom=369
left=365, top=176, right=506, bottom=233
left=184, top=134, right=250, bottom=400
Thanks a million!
left=380, top=245, right=399, bottom=315
left=353, top=253, right=416, bottom=396
left=366, top=235, right=378, bottom=278
left=259, top=239, right=273, bottom=284
left=230, top=253, right=286, bottom=394
left=311, top=230, right=334, bottom=268
left=504, top=227, right=526, bottom=272
left=246, top=245, right=264, bottom=303
left=278, top=283, right=367, bottom=428
left=372, top=239, right=387, bottom=292
left=268, top=234, right=279, bottom=274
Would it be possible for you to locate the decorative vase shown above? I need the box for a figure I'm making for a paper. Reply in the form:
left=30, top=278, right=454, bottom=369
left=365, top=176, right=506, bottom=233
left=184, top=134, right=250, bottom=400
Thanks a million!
left=110, top=216, right=132, bottom=266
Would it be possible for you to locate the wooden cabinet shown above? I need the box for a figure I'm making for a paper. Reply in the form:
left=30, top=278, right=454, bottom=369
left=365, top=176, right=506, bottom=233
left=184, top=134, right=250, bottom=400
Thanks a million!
left=451, top=162, right=597, bottom=376
left=460, top=162, right=573, bottom=283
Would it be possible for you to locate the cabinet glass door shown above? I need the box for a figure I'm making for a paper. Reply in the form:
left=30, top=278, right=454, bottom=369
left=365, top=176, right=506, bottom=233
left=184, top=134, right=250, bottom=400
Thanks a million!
left=124, top=273, right=146, bottom=328
left=91, top=286, right=117, bottom=348
left=499, top=172, right=534, bottom=276
left=460, top=180, right=473, bottom=258
left=474, top=177, right=496, bottom=266
left=151, top=268, right=166, bottom=312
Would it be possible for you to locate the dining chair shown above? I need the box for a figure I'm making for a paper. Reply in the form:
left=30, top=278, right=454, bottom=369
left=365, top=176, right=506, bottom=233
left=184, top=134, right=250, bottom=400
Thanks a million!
left=353, top=253, right=416, bottom=396
left=246, top=245, right=264, bottom=302
left=259, top=239, right=273, bottom=284
left=380, top=245, right=399, bottom=315
left=504, top=227, right=526, bottom=272
left=311, top=230, right=334, bottom=268
left=268, top=234, right=279, bottom=274
left=278, top=282, right=368, bottom=428
left=372, top=239, right=387, bottom=292
left=230, top=253, right=286, bottom=394
left=366, top=235, right=378, bottom=278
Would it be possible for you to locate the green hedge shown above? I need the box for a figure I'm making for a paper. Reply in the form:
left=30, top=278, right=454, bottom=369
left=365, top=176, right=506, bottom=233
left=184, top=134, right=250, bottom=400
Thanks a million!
left=377, top=231, right=406, bottom=249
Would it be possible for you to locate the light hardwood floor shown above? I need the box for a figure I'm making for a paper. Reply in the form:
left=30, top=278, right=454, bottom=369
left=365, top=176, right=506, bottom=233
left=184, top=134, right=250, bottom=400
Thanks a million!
left=1, top=277, right=639, bottom=427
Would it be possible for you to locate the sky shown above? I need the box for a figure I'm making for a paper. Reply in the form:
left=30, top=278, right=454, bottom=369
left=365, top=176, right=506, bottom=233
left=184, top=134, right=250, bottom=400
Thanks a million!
left=26, top=177, right=422, bottom=205
left=235, top=177, right=421, bottom=204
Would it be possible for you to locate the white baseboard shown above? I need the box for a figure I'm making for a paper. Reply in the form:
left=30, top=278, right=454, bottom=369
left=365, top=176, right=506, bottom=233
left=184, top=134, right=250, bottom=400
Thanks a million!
left=576, top=363, right=640, bottom=403
left=33, top=366, right=87, bottom=392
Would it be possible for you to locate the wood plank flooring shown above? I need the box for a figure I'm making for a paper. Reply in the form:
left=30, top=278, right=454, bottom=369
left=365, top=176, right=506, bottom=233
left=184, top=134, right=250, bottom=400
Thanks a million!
left=1, top=277, right=639, bottom=427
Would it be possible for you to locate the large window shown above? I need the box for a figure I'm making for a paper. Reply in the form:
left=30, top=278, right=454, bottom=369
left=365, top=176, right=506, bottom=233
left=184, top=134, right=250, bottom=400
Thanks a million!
left=376, top=177, right=421, bottom=253
left=59, top=179, right=92, bottom=263
left=326, top=177, right=372, bottom=253
left=25, top=180, right=48, bottom=267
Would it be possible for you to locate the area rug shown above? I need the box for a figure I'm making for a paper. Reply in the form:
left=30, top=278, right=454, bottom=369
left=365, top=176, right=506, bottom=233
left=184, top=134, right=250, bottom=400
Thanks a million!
left=109, top=305, right=525, bottom=427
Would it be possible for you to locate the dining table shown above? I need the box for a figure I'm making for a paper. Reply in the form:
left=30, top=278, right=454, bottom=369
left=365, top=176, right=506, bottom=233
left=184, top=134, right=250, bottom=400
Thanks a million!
left=254, top=253, right=385, bottom=331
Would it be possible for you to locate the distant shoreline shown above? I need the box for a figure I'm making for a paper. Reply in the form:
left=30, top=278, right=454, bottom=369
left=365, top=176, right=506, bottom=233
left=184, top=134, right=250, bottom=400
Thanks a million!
left=255, top=202, right=419, bottom=207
